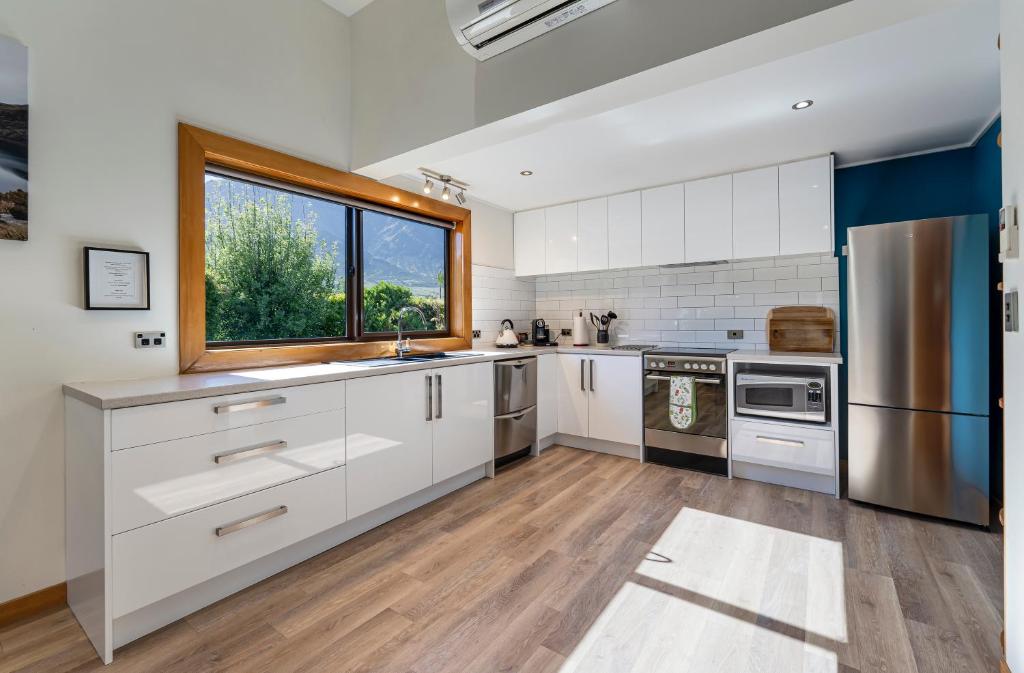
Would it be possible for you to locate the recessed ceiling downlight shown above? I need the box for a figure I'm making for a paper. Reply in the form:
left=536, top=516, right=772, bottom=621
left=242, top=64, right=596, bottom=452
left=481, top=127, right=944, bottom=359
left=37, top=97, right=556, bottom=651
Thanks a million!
left=792, top=99, right=814, bottom=110
left=520, top=170, right=533, bottom=176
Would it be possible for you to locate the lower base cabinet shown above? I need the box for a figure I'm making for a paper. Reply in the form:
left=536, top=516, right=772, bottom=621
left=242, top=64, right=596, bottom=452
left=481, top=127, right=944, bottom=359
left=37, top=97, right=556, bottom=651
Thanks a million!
left=557, top=353, right=642, bottom=446
left=431, top=361, right=494, bottom=483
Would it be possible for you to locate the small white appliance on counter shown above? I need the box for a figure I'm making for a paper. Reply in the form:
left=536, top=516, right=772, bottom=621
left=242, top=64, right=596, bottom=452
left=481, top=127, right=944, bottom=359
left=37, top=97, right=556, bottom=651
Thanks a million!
left=572, top=310, right=589, bottom=346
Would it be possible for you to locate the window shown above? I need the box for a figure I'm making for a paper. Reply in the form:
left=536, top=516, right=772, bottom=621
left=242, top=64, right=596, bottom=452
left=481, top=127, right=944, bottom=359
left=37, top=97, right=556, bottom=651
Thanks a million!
left=203, top=172, right=451, bottom=346
left=179, top=123, right=471, bottom=373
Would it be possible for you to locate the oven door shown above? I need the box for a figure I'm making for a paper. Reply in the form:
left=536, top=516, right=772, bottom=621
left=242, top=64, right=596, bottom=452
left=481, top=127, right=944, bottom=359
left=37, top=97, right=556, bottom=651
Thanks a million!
left=643, top=370, right=727, bottom=455
left=735, top=374, right=823, bottom=422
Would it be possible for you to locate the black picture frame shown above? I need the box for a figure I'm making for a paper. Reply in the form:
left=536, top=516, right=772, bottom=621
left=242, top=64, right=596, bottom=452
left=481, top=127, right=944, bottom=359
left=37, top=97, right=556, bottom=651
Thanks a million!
left=84, top=246, right=151, bottom=310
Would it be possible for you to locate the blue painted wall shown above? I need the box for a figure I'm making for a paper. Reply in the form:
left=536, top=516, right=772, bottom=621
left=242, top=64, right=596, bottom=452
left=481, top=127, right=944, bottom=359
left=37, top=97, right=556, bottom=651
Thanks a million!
left=834, top=118, right=1003, bottom=497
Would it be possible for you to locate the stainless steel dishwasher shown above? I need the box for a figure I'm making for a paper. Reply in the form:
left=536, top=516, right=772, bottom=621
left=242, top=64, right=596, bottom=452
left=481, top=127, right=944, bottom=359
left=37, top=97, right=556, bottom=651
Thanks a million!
left=494, top=357, right=537, bottom=464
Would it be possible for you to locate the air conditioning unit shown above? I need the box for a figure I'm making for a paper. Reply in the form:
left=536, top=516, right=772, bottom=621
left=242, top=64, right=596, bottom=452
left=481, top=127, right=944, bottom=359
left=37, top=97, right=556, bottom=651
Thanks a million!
left=447, top=0, right=620, bottom=61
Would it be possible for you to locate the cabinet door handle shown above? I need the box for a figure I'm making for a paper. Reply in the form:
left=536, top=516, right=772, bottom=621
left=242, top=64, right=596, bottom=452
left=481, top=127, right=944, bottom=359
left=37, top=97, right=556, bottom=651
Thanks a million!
left=756, top=435, right=804, bottom=448
left=215, top=505, right=287, bottom=537
left=435, top=374, right=443, bottom=419
left=495, top=404, right=537, bottom=420
left=213, top=396, right=286, bottom=414
left=589, top=359, right=595, bottom=392
left=426, top=375, right=433, bottom=422
left=213, top=440, right=288, bottom=465
left=580, top=360, right=585, bottom=391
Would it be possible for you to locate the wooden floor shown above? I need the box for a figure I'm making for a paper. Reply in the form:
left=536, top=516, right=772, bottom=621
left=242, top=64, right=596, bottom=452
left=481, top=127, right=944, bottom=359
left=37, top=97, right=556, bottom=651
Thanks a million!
left=0, top=446, right=1004, bottom=672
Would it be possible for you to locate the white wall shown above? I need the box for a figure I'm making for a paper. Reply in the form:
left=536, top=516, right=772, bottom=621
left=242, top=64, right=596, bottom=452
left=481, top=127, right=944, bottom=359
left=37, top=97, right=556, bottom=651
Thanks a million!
left=0, top=0, right=352, bottom=604
left=1002, top=0, right=1024, bottom=668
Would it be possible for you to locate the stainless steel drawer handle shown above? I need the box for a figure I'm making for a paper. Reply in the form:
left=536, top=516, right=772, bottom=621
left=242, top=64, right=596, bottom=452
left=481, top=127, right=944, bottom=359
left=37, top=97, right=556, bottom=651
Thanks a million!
left=215, top=505, right=288, bottom=537
left=213, top=440, right=288, bottom=465
left=495, top=404, right=537, bottom=421
left=755, top=435, right=805, bottom=448
left=213, top=396, right=286, bottom=414
left=496, top=360, right=530, bottom=368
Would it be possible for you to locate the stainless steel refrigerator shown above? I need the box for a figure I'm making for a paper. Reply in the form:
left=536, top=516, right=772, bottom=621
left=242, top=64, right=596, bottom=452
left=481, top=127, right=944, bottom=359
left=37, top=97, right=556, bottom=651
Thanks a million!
left=847, top=215, right=990, bottom=526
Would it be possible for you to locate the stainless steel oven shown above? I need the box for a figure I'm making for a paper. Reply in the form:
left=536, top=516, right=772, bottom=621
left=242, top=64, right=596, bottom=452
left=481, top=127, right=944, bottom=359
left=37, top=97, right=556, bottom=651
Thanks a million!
left=643, top=349, right=730, bottom=475
left=734, top=371, right=827, bottom=423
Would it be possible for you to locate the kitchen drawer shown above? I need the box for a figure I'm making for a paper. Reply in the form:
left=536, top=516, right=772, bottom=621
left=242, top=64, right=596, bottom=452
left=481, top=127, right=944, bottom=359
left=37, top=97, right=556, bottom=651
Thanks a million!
left=111, top=465, right=346, bottom=618
left=111, top=380, right=346, bottom=450
left=731, top=420, right=835, bottom=475
left=111, top=408, right=346, bottom=534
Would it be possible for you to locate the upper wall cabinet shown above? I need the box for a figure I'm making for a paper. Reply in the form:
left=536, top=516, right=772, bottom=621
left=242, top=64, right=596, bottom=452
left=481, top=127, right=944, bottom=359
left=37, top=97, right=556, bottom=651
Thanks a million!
left=578, top=197, right=609, bottom=272
left=514, top=209, right=546, bottom=276
left=779, top=156, right=833, bottom=256
left=641, top=183, right=685, bottom=266
left=685, top=174, right=733, bottom=263
left=545, top=202, right=579, bottom=275
left=512, top=155, right=833, bottom=276
left=607, top=191, right=641, bottom=269
left=733, top=166, right=780, bottom=259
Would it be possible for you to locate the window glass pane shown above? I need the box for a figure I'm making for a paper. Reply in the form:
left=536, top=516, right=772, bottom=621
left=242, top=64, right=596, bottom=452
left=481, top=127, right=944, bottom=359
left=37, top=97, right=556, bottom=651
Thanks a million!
left=204, top=172, right=349, bottom=343
left=362, top=210, right=447, bottom=333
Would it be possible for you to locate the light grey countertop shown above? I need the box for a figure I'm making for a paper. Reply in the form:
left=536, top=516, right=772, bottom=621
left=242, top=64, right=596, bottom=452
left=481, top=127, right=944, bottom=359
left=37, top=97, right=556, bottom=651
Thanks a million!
left=726, top=349, right=843, bottom=365
left=63, top=342, right=643, bottom=410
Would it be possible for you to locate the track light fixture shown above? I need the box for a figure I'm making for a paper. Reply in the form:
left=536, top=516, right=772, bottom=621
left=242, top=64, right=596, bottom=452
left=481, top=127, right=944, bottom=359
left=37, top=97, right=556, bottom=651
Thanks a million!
left=419, top=168, right=470, bottom=205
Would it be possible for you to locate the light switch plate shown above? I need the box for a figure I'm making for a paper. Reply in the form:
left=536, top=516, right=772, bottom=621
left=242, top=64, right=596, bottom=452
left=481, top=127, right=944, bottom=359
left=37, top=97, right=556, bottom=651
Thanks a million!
left=1005, top=291, right=1018, bottom=332
left=135, top=331, right=166, bottom=348
left=727, top=330, right=744, bottom=340
left=1000, top=205, right=1018, bottom=262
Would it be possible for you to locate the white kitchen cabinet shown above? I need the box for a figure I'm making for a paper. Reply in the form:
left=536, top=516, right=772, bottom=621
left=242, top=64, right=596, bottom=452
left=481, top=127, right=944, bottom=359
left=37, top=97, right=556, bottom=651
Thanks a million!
left=577, top=197, right=609, bottom=272
left=557, top=353, right=641, bottom=446
left=346, top=370, right=433, bottom=519
left=587, top=355, right=642, bottom=445
left=641, top=183, right=685, bottom=266
left=557, top=353, right=589, bottom=437
left=431, top=362, right=494, bottom=483
left=544, top=202, right=579, bottom=274
left=685, top=174, right=733, bottom=263
left=536, top=353, right=558, bottom=443
left=514, top=208, right=546, bottom=276
left=607, top=191, right=642, bottom=269
left=732, top=165, right=780, bottom=259
left=779, top=156, right=833, bottom=256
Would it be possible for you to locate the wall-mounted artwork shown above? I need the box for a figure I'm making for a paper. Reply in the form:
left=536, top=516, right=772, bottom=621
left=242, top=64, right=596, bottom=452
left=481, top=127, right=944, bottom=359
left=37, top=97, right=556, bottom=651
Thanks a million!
left=0, top=35, right=27, bottom=242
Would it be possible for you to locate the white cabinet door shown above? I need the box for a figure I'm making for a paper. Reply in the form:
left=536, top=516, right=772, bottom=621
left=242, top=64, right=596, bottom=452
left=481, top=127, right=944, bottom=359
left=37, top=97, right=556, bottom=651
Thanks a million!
left=536, top=354, right=557, bottom=441
left=514, top=209, right=546, bottom=276
left=733, top=165, right=780, bottom=259
left=779, top=156, right=833, bottom=256
left=586, top=355, right=642, bottom=445
left=685, top=174, right=733, bottom=263
left=557, top=354, right=589, bottom=437
left=577, top=197, right=609, bottom=272
left=545, top=202, right=579, bottom=274
left=431, top=363, right=494, bottom=484
left=608, top=191, right=642, bottom=269
left=641, top=183, right=685, bottom=266
left=346, top=370, right=433, bottom=519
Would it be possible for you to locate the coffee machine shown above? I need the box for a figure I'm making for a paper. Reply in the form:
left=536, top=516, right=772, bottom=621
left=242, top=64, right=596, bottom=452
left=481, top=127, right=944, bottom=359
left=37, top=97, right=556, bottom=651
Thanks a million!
left=532, top=318, right=555, bottom=346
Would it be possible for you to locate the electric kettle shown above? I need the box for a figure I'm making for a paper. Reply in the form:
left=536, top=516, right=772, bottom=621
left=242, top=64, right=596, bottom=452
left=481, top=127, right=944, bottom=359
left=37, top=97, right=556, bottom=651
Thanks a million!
left=495, top=319, right=519, bottom=348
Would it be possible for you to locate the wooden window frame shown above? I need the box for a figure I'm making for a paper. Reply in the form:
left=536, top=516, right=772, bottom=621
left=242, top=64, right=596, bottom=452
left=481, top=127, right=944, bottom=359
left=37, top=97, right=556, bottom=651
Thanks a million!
left=179, top=123, right=472, bottom=374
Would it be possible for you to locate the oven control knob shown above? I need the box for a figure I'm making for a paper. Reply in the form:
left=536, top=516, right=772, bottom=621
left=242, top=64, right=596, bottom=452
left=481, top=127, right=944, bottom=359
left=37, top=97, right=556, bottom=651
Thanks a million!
left=709, top=364, right=716, bottom=371
left=683, top=363, right=690, bottom=369
left=699, top=364, right=708, bottom=370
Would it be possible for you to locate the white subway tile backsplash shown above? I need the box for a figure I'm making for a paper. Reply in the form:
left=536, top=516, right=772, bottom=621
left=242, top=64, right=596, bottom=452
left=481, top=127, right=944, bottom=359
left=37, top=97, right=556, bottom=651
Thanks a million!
left=521, top=254, right=839, bottom=349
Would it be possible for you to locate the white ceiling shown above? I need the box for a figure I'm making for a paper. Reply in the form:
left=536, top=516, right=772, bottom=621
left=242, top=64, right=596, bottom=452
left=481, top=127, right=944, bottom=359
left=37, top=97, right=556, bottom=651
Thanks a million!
left=396, top=0, right=999, bottom=212
left=321, top=0, right=376, bottom=17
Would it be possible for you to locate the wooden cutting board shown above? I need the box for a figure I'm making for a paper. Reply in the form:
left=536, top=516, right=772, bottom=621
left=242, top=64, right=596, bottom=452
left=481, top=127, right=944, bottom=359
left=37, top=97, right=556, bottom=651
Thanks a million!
left=766, top=306, right=836, bottom=352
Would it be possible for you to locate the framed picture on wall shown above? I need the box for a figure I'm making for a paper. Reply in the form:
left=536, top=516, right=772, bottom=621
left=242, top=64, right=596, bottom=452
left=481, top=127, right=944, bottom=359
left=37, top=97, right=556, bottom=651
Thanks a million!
left=0, top=34, right=28, bottom=241
left=84, top=247, right=151, bottom=310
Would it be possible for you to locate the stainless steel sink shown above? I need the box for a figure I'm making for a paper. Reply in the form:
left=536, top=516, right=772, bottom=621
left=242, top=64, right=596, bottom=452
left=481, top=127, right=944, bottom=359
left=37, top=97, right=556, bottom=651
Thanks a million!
left=325, top=352, right=480, bottom=367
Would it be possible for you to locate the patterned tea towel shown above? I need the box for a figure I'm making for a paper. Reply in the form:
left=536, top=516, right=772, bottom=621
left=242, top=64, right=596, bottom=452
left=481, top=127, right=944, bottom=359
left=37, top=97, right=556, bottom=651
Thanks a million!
left=669, top=375, right=696, bottom=430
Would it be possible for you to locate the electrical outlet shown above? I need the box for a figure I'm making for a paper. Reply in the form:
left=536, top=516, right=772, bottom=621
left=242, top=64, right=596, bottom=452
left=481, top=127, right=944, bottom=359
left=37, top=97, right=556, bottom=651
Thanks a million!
left=727, top=330, right=744, bottom=340
left=1005, top=291, right=1019, bottom=332
left=561, top=328, right=572, bottom=336
left=135, top=331, right=166, bottom=348
left=472, top=329, right=481, bottom=338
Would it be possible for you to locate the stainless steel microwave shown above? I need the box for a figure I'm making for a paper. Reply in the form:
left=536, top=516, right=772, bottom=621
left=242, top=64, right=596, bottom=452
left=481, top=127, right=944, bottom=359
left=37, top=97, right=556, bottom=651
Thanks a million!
left=735, top=372, right=827, bottom=423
